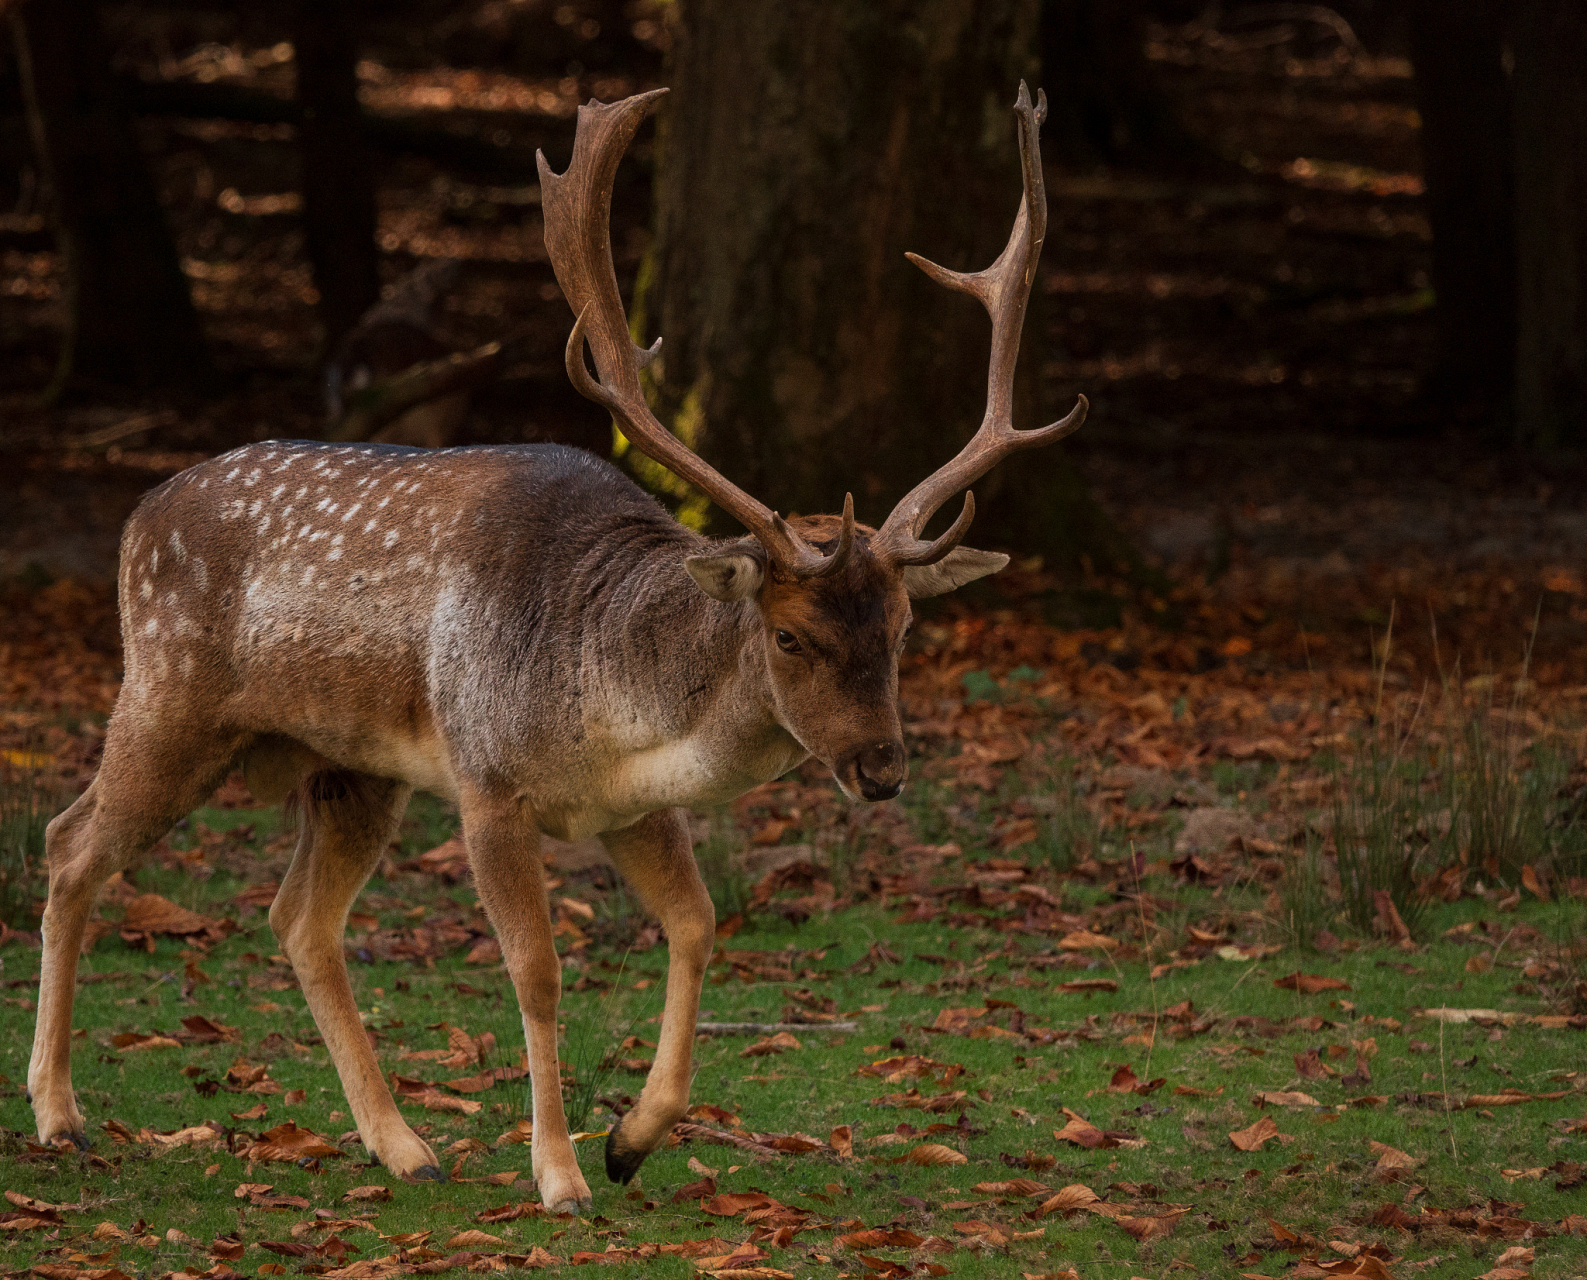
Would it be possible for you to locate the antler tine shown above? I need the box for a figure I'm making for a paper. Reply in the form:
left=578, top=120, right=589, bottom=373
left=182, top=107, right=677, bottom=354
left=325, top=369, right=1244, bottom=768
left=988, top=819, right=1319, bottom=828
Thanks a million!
left=789, top=491, right=857, bottom=579
left=539, top=91, right=831, bottom=577
left=874, top=82, right=1088, bottom=568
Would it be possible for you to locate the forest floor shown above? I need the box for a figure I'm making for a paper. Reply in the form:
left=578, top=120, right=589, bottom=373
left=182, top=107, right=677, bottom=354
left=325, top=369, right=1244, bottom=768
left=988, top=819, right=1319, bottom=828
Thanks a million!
left=3, top=9, right=1587, bottom=1280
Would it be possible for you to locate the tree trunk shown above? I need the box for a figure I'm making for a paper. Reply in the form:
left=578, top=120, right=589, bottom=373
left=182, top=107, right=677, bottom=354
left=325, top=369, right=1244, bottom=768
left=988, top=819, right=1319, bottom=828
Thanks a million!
left=1040, top=0, right=1197, bottom=169
left=1512, top=0, right=1587, bottom=449
left=11, top=0, right=211, bottom=398
left=292, top=0, right=380, bottom=351
left=1405, top=0, right=1515, bottom=416
left=649, top=0, right=1135, bottom=577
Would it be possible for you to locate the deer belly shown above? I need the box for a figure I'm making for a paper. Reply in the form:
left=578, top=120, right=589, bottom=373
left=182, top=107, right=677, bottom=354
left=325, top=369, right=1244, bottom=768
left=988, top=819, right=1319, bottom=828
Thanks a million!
left=364, top=734, right=459, bottom=799
left=262, top=723, right=460, bottom=800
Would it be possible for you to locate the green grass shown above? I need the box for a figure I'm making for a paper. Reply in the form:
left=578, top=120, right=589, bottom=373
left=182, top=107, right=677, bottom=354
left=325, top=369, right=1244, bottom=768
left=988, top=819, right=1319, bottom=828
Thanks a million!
left=2, top=797, right=1585, bottom=1279
left=0, top=761, right=56, bottom=928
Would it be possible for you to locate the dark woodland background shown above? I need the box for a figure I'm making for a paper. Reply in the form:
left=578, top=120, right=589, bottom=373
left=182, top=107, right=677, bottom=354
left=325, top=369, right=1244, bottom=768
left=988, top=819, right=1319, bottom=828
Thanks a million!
left=1, top=0, right=1585, bottom=683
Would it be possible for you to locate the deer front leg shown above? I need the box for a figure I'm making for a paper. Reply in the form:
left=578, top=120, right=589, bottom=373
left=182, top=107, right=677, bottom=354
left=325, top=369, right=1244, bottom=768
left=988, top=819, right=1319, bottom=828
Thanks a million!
left=598, top=809, right=714, bottom=1185
left=462, top=787, right=591, bottom=1213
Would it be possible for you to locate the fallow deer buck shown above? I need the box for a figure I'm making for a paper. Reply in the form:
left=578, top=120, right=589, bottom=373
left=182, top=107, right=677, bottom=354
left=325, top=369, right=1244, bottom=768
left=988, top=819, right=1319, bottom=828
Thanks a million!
left=28, top=83, right=1084, bottom=1211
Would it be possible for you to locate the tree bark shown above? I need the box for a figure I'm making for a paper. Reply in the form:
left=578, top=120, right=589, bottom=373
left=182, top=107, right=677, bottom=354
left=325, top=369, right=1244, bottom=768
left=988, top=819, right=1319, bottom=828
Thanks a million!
left=1512, top=0, right=1587, bottom=449
left=648, top=0, right=1134, bottom=577
left=292, top=0, right=380, bottom=351
left=11, top=0, right=211, bottom=398
left=1040, top=0, right=1197, bottom=169
left=1405, top=0, right=1515, bottom=415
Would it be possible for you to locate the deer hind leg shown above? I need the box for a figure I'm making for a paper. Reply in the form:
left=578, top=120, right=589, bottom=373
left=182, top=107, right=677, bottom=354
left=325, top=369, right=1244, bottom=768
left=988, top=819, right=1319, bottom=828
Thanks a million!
left=29, top=722, right=242, bottom=1147
left=266, top=773, right=439, bottom=1180
left=461, top=786, right=591, bottom=1213
left=599, top=809, right=714, bottom=1185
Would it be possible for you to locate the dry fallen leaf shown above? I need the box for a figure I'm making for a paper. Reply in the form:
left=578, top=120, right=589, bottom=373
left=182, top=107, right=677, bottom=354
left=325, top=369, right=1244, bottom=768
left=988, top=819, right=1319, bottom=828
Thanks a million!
left=1370, top=1140, right=1419, bottom=1171
left=903, top=1143, right=968, bottom=1166
left=1116, top=1208, right=1188, bottom=1240
left=244, top=1122, right=344, bottom=1163
left=740, top=1031, right=801, bottom=1058
left=1465, top=1089, right=1569, bottom=1109
left=121, top=893, right=219, bottom=937
left=972, top=1179, right=1048, bottom=1198
left=109, top=1032, right=182, bottom=1051
left=1057, top=930, right=1118, bottom=952
left=1173, top=1083, right=1224, bottom=1098
left=445, top=1230, right=505, bottom=1248
left=1107, top=1065, right=1165, bottom=1095
left=701, top=1191, right=780, bottom=1218
left=1229, top=1116, right=1283, bottom=1151
left=829, top=1125, right=853, bottom=1159
left=1036, top=1185, right=1100, bottom=1216
left=1273, top=972, right=1351, bottom=994
left=1252, top=1090, right=1321, bottom=1108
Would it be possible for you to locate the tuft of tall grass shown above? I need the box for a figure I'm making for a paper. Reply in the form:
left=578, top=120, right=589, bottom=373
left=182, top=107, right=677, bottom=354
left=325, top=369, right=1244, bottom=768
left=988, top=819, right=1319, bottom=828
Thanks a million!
left=0, top=759, right=56, bottom=927
left=692, top=810, right=751, bottom=923
left=1328, top=718, right=1440, bottom=938
left=1036, top=756, right=1101, bottom=871
left=1440, top=673, right=1577, bottom=888
left=561, top=950, right=660, bottom=1135
left=1278, top=831, right=1331, bottom=951
left=1319, top=610, right=1584, bottom=943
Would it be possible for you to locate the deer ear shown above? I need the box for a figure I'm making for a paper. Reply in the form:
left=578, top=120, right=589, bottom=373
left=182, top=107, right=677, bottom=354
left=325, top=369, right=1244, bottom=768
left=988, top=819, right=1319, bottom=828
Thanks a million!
left=685, top=553, right=765, bottom=602
left=902, top=546, right=1009, bottom=599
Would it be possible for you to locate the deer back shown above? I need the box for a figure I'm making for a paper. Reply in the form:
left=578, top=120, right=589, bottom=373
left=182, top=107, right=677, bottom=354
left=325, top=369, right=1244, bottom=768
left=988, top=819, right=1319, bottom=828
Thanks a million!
left=116, top=440, right=790, bottom=829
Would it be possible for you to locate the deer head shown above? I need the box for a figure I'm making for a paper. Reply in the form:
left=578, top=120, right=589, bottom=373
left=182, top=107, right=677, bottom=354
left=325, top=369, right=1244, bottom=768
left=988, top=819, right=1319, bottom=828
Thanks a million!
left=538, top=83, right=1085, bottom=803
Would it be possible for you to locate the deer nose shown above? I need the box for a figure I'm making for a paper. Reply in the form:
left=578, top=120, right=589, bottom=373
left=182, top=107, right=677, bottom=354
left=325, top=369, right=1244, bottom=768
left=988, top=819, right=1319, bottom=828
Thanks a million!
left=840, top=740, right=906, bottom=802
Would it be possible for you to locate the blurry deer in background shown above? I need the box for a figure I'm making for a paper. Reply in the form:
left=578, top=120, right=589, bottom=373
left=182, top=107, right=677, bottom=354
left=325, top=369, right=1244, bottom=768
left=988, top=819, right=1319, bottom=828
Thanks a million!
left=28, top=84, right=1084, bottom=1212
left=324, top=257, right=502, bottom=447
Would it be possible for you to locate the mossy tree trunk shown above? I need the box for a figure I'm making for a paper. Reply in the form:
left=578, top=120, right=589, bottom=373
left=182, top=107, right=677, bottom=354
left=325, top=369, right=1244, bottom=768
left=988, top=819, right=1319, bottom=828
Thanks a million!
left=1405, top=0, right=1516, bottom=417
left=647, top=0, right=1135, bottom=578
left=1512, top=0, right=1587, bottom=449
left=292, top=0, right=380, bottom=352
left=12, top=0, right=211, bottom=399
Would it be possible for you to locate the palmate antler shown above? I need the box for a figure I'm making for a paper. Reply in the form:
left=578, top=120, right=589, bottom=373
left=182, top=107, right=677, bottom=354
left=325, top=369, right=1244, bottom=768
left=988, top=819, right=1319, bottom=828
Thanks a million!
left=537, top=90, right=855, bottom=579
left=870, top=82, right=1088, bottom=568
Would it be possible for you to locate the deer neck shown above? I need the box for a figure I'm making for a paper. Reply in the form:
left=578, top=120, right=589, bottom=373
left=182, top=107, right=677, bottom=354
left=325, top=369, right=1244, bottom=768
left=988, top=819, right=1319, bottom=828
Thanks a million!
left=567, top=544, right=806, bottom=821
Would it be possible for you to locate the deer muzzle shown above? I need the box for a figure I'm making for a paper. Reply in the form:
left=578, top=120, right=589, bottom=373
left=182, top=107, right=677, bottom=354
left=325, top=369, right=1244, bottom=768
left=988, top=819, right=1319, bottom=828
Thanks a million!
left=837, top=739, right=907, bottom=802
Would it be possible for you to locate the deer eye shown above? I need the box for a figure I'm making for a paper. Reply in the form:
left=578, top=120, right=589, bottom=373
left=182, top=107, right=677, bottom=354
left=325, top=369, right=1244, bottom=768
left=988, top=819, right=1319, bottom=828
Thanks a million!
left=775, top=629, right=801, bottom=654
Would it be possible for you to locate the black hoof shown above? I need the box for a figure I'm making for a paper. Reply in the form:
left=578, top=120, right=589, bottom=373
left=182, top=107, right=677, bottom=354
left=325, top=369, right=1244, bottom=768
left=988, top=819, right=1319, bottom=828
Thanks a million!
left=604, top=1127, right=645, bottom=1186
left=52, top=1131, right=90, bottom=1152
left=402, top=1164, right=445, bottom=1184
